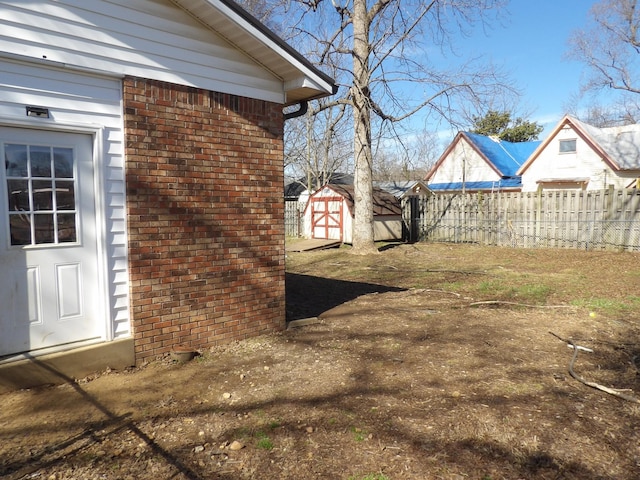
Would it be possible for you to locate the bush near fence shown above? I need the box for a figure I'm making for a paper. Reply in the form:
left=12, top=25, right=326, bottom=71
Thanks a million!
left=411, top=187, right=640, bottom=251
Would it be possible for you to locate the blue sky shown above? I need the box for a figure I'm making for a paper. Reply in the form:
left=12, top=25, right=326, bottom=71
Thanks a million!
left=459, top=1, right=598, bottom=134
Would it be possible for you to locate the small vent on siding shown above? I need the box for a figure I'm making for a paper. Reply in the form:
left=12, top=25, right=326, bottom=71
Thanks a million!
left=26, top=106, right=50, bottom=118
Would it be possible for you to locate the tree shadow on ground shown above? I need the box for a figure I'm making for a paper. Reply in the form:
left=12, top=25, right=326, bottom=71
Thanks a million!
left=285, top=272, right=405, bottom=321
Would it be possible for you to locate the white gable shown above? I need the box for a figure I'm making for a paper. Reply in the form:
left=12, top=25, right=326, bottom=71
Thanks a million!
left=428, top=137, right=501, bottom=185
left=519, top=117, right=640, bottom=192
left=0, top=0, right=333, bottom=104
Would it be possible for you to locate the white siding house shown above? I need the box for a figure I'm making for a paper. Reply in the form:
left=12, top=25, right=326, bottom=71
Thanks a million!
left=0, top=0, right=334, bottom=390
left=518, top=116, right=640, bottom=191
left=426, top=132, right=539, bottom=193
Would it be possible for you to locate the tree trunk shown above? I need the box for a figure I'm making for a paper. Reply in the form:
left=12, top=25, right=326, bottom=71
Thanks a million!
left=351, top=0, right=378, bottom=254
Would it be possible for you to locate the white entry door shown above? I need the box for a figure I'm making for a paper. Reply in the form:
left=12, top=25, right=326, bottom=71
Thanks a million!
left=0, top=127, right=102, bottom=356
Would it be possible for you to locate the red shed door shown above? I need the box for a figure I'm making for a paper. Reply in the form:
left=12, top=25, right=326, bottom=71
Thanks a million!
left=310, top=196, right=343, bottom=240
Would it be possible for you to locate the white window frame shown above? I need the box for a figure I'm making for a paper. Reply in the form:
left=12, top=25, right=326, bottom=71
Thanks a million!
left=559, top=138, right=577, bottom=154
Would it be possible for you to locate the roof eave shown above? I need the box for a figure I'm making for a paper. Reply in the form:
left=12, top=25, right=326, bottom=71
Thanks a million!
left=517, top=115, right=622, bottom=175
left=171, top=0, right=336, bottom=104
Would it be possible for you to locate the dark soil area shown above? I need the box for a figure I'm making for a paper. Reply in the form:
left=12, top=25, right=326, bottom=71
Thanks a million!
left=1, top=243, right=639, bottom=479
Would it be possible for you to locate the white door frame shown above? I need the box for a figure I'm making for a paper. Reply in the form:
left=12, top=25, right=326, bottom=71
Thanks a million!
left=0, top=116, right=111, bottom=357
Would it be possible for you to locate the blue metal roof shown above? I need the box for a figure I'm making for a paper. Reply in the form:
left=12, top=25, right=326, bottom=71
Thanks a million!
left=464, top=132, right=540, bottom=176
left=428, top=177, right=522, bottom=192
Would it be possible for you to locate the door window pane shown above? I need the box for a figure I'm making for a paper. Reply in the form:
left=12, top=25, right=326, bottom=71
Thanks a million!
left=30, top=146, right=52, bottom=177
left=34, top=213, right=55, bottom=244
left=7, top=179, right=29, bottom=211
left=5, top=144, right=28, bottom=176
left=9, top=215, right=31, bottom=245
left=55, top=180, right=75, bottom=210
left=32, top=180, right=53, bottom=211
left=4, top=142, right=78, bottom=246
left=53, top=148, right=74, bottom=178
left=57, top=213, right=77, bottom=242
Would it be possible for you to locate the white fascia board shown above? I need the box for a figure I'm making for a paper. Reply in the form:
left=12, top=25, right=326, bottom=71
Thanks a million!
left=174, top=0, right=335, bottom=101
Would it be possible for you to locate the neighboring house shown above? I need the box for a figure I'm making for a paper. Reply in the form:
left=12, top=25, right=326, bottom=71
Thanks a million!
left=518, top=115, right=640, bottom=191
left=426, top=132, right=541, bottom=193
left=0, top=0, right=334, bottom=390
left=303, top=184, right=402, bottom=243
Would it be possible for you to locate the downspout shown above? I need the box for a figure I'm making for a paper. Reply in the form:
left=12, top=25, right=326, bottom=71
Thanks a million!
left=284, top=84, right=339, bottom=120
left=284, top=101, right=308, bottom=120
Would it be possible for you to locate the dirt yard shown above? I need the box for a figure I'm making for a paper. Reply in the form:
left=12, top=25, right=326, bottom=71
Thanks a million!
left=1, top=243, right=639, bottom=480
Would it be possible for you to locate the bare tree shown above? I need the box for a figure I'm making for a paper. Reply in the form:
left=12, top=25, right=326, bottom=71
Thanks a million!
left=285, top=98, right=352, bottom=192
left=291, top=0, right=515, bottom=253
left=372, top=129, right=441, bottom=182
left=568, top=0, right=640, bottom=98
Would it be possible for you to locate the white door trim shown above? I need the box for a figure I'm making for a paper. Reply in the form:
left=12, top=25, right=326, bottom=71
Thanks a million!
left=0, top=119, right=112, bottom=352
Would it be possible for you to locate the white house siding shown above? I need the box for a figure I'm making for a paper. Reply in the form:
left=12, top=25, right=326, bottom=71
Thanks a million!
left=429, top=139, right=501, bottom=185
left=0, top=0, right=284, bottom=104
left=520, top=127, right=631, bottom=192
left=0, top=58, right=130, bottom=340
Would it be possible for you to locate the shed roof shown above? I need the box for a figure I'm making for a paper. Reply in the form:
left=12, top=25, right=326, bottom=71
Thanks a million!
left=315, top=184, right=402, bottom=216
left=375, top=180, right=429, bottom=198
left=285, top=172, right=354, bottom=198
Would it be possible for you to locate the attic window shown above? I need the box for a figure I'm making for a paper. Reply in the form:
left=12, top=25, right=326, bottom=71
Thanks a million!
left=559, top=139, right=576, bottom=153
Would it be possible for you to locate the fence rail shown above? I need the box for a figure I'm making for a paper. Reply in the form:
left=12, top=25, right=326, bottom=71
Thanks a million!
left=413, top=187, right=640, bottom=251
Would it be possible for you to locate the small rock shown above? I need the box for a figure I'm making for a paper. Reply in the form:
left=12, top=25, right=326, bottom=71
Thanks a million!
left=263, top=366, right=270, bottom=371
left=194, top=445, right=205, bottom=453
left=305, top=426, right=314, bottom=433
left=222, top=392, right=232, bottom=399
left=229, top=440, right=245, bottom=451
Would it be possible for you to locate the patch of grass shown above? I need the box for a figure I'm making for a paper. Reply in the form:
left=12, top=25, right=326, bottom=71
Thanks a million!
left=349, top=426, right=367, bottom=442
left=440, top=281, right=464, bottom=291
left=477, top=278, right=552, bottom=304
left=477, top=279, right=517, bottom=300
left=347, top=474, right=389, bottom=480
left=255, top=431, right=274, bottom=450
left=515, top=283, right=552, bottom=303
left=572, top=297, right=636, bottom=314
left=268, top=420, right=281, bottom=429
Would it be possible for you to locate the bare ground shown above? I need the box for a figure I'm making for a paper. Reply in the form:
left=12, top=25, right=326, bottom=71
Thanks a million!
left=1, top=243, right=640, bottom=480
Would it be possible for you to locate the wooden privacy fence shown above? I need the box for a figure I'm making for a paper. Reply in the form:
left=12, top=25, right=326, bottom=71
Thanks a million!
left=285, top=199, right=305, bottom=238
left=408, top=187, right=640, bottom=251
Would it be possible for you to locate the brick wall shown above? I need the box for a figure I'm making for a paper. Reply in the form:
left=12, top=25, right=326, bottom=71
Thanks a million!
left=123, top=77, right=286, bottom=363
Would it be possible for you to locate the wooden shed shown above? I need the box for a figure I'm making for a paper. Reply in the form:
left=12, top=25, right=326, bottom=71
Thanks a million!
left=303, top=184, right=402, bottom=243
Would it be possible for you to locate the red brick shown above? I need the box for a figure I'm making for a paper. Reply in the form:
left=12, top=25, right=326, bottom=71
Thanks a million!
left=124, top=77, right=286, bottom=364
